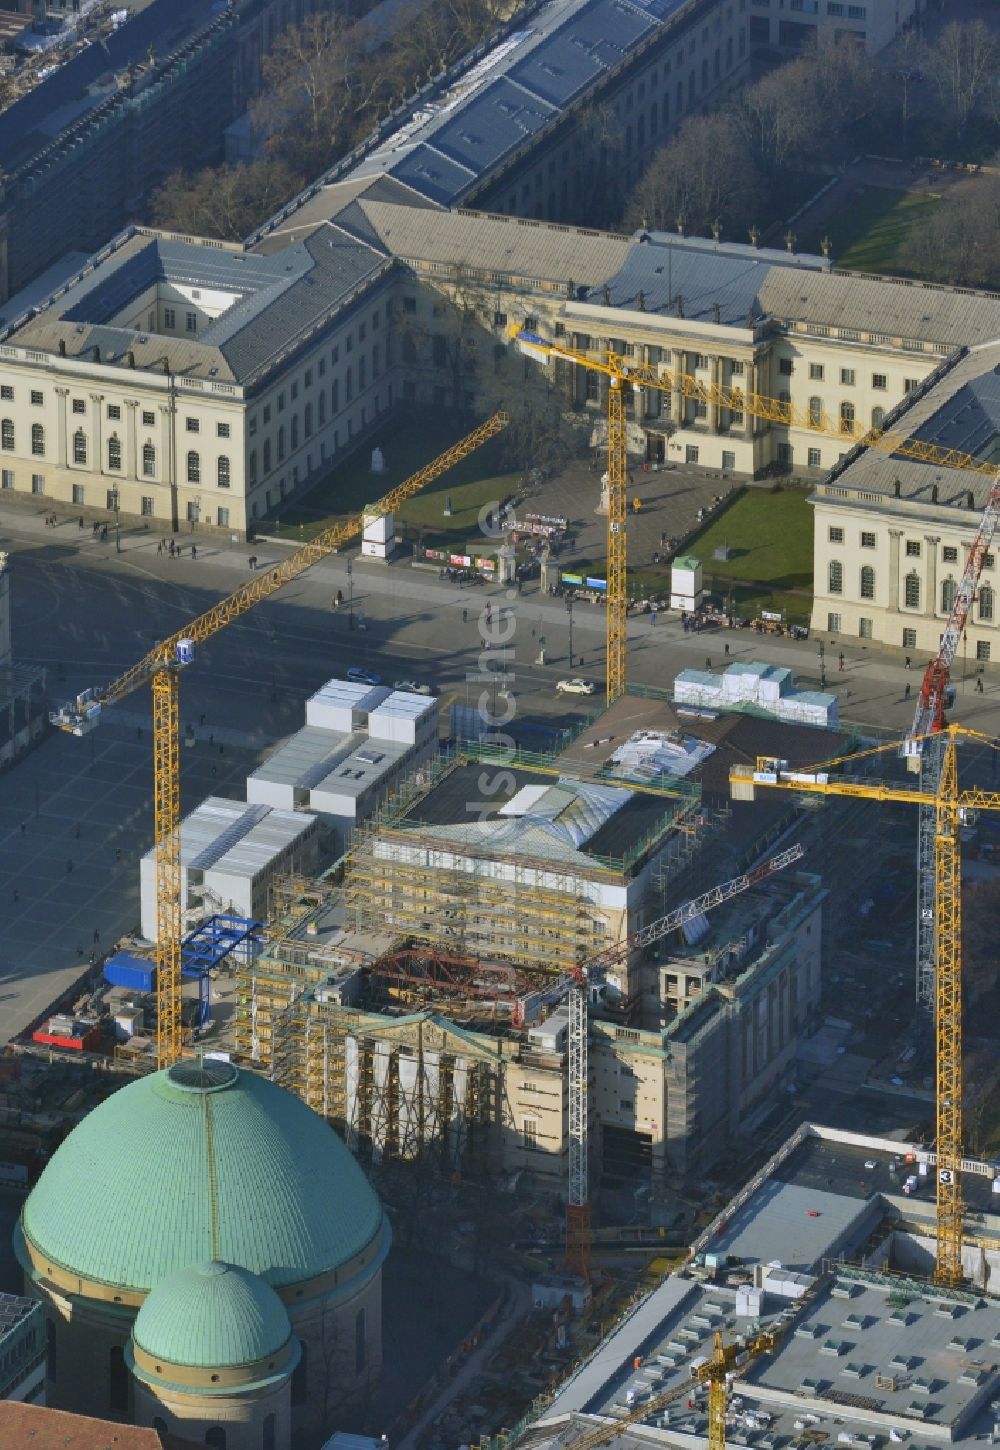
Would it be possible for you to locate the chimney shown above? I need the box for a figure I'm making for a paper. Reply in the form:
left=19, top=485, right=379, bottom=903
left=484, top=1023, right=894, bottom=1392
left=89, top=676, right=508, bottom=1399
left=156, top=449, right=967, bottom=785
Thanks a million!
left=58, top=339, right=66, bottom=356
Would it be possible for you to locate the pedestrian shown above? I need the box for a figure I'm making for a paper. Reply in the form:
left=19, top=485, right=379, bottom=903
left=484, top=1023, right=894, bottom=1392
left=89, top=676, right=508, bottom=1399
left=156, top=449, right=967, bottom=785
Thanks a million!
left=200, top=713, right=206, bottom=726
left=136, top=725, right=141, bottom=741
left=977, top=675, right=985, bottom=694
left=101, top=525, right=108, bottom=542
left=820, top=670, right=827, bottom=689
left=115, top=848, right=122, bottom=862
left=78, top=516, right=84, bottom=531
left=463, top=608, right=468, bottom=623
left=191, top=544, right=197, bottom=560
left=89, top=950, right=96, bottom=967
left=93, top=928, right=100, bottom=943
left=650, top=609, right=657, bottom=626
left=905, top=656, right=912, bottom=670
left=157, top=540, right=163, bottom=555
left=705, top=656, right=712, bottom=670
left=905, top=682, right=911, bottom=700
left=724, top=641, right=730, bottom=656
left=838, top=652, right=845, bottom=672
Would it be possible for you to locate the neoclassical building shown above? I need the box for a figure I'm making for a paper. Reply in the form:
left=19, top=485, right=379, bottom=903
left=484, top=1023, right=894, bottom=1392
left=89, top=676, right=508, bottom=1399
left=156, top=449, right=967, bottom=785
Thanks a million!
left=809, top=341, right=1000, bottom=661
left=15, top=1059, right=391, bottom=1448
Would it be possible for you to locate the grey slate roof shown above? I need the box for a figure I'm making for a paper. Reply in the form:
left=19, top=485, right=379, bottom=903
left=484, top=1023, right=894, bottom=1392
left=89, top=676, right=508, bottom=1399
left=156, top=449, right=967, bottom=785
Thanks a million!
left=10, top=225, right=391, bottom=387
left=356, top=199, right=634, bottom=285
left=589, top=232, right=828, bottom=324
left=347, top=0, right=696, bottom=207
left=827, top=343, right=1000, bottom=509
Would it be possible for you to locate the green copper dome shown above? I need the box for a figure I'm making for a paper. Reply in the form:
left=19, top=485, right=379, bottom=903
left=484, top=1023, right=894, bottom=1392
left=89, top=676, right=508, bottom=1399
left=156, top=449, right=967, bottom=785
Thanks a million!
left=134, top=1261, right=292, bottom=1370
left=20, top=1061, right=389, bottom=1293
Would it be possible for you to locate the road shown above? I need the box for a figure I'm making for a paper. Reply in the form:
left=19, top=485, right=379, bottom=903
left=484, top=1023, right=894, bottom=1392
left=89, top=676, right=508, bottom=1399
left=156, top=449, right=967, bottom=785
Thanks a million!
left=0, top=494, right=998, bottom=1046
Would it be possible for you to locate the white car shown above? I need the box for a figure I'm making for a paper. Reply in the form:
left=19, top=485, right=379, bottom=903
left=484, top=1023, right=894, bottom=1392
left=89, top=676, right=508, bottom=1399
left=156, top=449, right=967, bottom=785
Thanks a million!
left=393, top=679, right=434, bottom=696
left=556, top=678, right=596, bottom=696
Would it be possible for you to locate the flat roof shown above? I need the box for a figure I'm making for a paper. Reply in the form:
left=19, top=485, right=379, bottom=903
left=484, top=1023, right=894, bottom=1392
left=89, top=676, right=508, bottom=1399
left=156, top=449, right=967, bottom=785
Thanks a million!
left=312, top=736, right=413, bottom=802
left=706, top=1180, right=874, bottom=1272
left=142, top=797, right=315, bottom=880
left=250, top=725, right=354, bottom=790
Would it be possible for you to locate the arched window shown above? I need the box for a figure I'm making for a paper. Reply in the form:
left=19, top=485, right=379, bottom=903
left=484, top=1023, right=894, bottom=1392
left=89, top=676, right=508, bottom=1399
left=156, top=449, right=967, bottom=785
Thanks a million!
left=263, top=1412, right=276, bottom=1450
left=839, top=401, right=855, bottom=434
left=142, top=442, right=156, bottom=477
left=73, top=429, right=87, bottom=465
left=828, top=560, right=843, bottom=594
left=860, top=565, right=875, bottom=600
left=942, top=576, right=957, bottom=614
left=318, top=392, right=326, bottom=425
left=1, top=418, right=13, bottom=450
left=980, top=583, right=994, bottom=621
left=277, top=426, right=285, bottom=462
left=356, top=1307, right=367, bottom=1374
left=291, top=1341, right=308, bottom=1406
left=217, top=455, right=230, bottom=488
left=46, top=1318, right=56, bottom=1383
left=905, top=571, right=921, bottom=609
left=108, top=1344, right=128, bottom=1412
left=31, top=423, right=44, bottom=456
left=304, top=402, right=313, bottom=437
left=186, top=450, right=200, bottom=484
left=263, top=440, right=271, bottom=473
left=205, top=1429, right=227, bottom=1449
left=808, top=397, right=822, bottom=428
left=248, top=450, right=257, bottom=485
left=107, top=435, right=121, bottom=471
left=871, top=406, right=885, bottom=429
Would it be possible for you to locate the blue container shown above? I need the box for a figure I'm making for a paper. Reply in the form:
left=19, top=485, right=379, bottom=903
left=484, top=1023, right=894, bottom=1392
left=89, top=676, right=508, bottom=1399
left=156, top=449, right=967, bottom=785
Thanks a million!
left=104, top=953, right=156, bottom=994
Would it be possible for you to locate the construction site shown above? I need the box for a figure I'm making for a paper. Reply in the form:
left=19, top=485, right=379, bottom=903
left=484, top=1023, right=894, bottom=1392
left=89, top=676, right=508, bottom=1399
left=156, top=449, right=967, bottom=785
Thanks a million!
left=2, top=330, right=1000, bottom=1450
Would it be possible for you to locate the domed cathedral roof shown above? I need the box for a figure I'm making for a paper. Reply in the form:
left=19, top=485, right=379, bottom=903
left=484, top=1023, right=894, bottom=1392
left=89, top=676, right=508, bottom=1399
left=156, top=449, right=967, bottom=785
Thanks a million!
left=133, top=1262, right=292, bottom=1371
left=18, top=1059, right=390, bottom=1296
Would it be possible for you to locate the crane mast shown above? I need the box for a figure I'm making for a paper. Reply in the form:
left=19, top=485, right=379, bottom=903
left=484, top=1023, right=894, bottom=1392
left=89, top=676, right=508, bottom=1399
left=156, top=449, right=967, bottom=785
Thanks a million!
left=910, top=471, right=1000, bottom=1010
left=562, top=843, right=804, bottom=1282
left=52, top=413, right=510, bottom=1067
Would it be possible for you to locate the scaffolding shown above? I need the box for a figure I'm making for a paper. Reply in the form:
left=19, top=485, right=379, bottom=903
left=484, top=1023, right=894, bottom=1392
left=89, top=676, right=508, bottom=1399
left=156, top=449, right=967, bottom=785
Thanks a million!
left=346, top=833, right=614, bottom=972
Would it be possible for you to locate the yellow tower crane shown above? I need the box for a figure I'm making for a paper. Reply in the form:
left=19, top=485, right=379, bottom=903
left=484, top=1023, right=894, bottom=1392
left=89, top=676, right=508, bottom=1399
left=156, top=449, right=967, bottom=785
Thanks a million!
left=511, top=326, right=997, bottom=704
left=730, top=722, right=1000, bottom=1288
left=51, top=412, right=509, bottom=1069
left=562, top=1327, right=780, bottom=1450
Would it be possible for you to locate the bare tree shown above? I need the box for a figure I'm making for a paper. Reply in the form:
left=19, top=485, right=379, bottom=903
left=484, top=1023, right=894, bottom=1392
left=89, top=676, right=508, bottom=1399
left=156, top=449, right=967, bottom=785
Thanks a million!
left=899, top=174, right=1000, bottom=288
left=626, top=111, right=769, bottom=236
left=924, top=20, right=999, bottom=136
left=147, top=158, right=304, bottom=240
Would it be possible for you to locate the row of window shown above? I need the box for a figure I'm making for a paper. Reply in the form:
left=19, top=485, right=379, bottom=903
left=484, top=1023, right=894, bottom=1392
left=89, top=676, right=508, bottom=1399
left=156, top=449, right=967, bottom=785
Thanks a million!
left=827, top=561, right=995, bottom=617
left=248, top=314, right=384, bottom=437
left=1, top=420, right=232, bottom=485
left=828, top=614, right=993, bottom=659
left=0, top=388, right=233, bottom=437
left=1, top=469, right=234, bottom=526
left=828, top=529, right=990, bottom=568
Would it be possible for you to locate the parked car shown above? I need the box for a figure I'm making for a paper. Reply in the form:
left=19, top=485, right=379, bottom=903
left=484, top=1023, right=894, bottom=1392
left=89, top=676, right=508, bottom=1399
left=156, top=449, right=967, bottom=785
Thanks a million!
left=393, top=678, right=434, bottom=696
left=346, top=667, right=381, bottom=686
left=556, top=678, right=596, bottom=695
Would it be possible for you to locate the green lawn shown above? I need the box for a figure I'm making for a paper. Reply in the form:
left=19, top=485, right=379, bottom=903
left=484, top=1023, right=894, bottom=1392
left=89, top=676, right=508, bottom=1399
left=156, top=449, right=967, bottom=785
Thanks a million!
left=827, top=187, right=943, bottom=275
left=686, top=487, right=813, bottom=589
left=265, top=407, right=518, bottom=544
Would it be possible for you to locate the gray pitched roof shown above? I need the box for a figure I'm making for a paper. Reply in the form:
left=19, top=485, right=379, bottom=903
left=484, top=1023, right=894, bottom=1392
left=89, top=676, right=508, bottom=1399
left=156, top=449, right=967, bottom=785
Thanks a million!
left=825, top=343, right=1000, bottom=509
left=8, top=225, right=391, bottom=386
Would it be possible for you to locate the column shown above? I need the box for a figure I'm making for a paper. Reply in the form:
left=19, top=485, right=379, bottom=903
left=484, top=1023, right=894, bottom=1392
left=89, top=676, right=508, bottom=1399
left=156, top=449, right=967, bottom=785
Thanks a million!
left=924, top=535, right=939, bottom=618
left=125, top=400, right=138, bottom=480
left=887, top=529, right=902, bottom=613
left=644, top=346, right=661, bottom=420
left=671, top=348, right=685, bottom=429
left=89, top=393, right=103, bottom=476
left=54, top=386, right=68, bottom=468
left=743, top=361, right=756, bottom=440
left=709, top=356, right=723, bottom=433
left=158, top=404, right=171, bottom=483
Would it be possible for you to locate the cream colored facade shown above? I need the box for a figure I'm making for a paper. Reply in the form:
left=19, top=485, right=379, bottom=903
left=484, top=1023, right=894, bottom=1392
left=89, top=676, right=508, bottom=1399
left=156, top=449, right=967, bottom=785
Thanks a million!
left=810, top=483, right=1000, bottom=659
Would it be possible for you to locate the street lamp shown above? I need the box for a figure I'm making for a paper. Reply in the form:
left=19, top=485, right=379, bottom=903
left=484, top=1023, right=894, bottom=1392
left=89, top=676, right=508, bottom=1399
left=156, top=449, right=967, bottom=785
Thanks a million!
left=566, top=596, right=574, bottom=668
left=110, top=486, right=121, bottom=554
left=347, top=556, right=354, bottom=629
